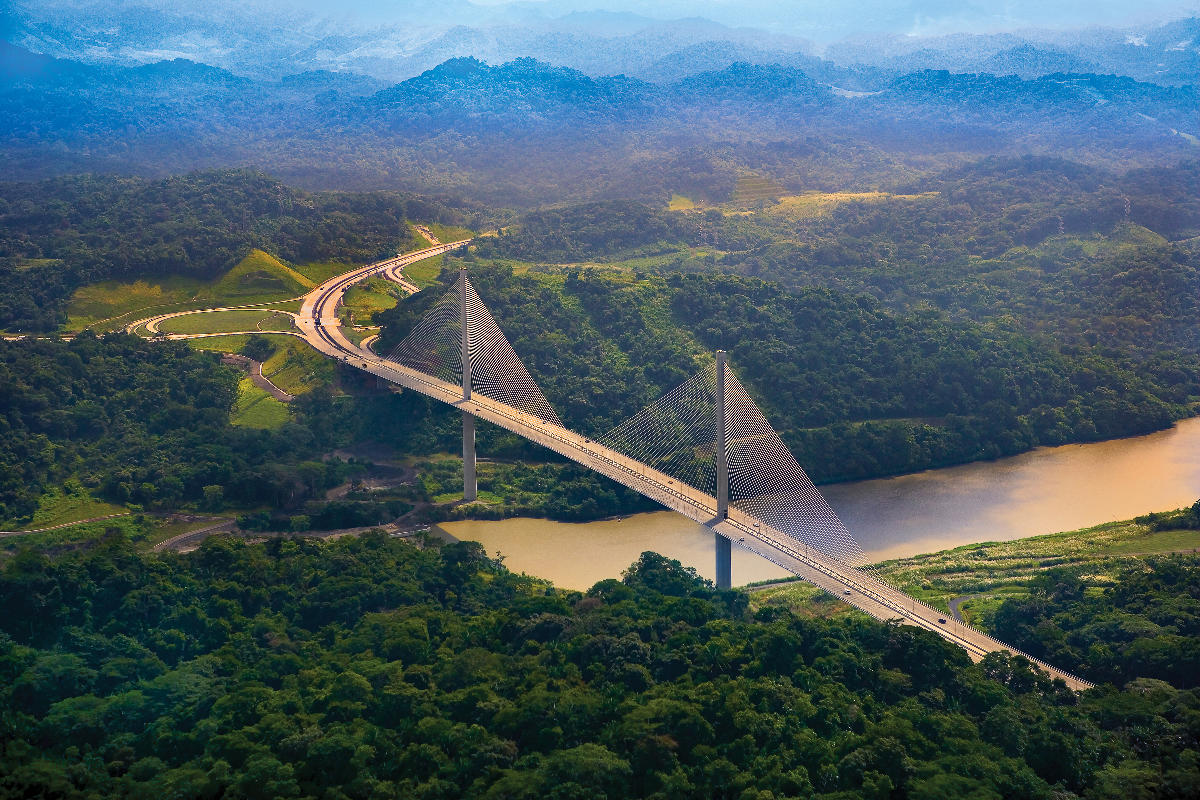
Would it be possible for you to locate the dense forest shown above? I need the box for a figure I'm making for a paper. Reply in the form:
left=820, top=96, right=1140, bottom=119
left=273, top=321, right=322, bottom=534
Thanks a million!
left=0, top=334, right=659, bottom=529
left=0, top=334, right=355, bottom=524
left=378, top=262, right=1184, bottom=482
left=992, top=551, right=1200, bottom=690
left=2, top=534, right=1198, bottom=798
left=0, top=171, right=472, bottom=331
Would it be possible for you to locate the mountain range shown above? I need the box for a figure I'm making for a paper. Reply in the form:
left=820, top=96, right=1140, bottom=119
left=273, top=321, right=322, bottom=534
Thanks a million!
left=6, top=1, right=1200, bottom=87
left=2, top=35, right=1196, bottom=208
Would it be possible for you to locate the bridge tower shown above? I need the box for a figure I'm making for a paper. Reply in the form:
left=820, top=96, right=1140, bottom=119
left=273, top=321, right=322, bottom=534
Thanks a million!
left=460, top=267, right=477, bottom=502
left=715, top=349, right=732, bottom=590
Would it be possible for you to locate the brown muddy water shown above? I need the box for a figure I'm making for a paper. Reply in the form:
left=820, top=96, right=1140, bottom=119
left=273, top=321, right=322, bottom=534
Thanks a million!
left=440, top=417, right=1200, bottom=589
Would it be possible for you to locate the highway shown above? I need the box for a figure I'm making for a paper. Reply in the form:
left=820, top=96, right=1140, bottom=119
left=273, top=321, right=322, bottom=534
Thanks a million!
left=293, top=241, right=1094, bottom=691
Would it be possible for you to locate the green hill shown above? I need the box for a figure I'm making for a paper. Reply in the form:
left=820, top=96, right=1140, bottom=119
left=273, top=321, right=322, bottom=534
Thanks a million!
left=67, top=251, right=315, bottom=332
left=203, top=249, right=315, bottom=302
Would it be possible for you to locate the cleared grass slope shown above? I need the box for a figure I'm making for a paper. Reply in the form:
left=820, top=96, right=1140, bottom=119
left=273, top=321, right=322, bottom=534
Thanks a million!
left=204, top=249, right=314, bottom=302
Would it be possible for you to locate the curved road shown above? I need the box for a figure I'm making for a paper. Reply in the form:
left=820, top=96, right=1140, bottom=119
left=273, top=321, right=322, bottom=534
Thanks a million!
left=136, top=307, right=299, bottom=336
left=292, top=242, right=1093, bottom=691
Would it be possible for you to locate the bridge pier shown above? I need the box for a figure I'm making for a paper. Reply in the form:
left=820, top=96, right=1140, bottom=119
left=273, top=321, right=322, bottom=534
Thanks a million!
left=715, top=533, right=732, bottom=590
left=715, top=349, right=731, bottom=589
left=460, top=266, right=477, bottom=502
left=463, top=411, right=477, bottom=502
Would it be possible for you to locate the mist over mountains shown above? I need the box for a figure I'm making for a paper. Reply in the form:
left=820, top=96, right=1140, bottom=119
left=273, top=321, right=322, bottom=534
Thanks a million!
left=3, top=35, right=1196, bottom=205
left=7, top=0, right=1200, bottom=86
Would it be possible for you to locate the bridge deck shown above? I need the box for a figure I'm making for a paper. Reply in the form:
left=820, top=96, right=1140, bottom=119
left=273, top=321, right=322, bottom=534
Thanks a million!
left=296, top=245, right=1093, bottom=692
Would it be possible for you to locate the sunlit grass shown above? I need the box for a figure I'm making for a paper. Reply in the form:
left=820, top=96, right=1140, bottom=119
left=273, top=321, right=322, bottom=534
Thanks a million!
left=732, top=172, right=787, bottom=205
left=429, top=223, right=475, bottom=243
left=668, top=194, right=697, bottom=211
left=157, top=309, right=295, bottom=334
left=186, top=334, right=257, bottom=354
left=749, top=581, right=865, bottom=620
left=261, top=338, right=334, bottom=395
left=231, top=377, right=290, bottom=430
left=20, top=486, right=127, bottom=530
left=748, top=510, right=1200, bottom=626
left=766, top=191, right=937, bottom=220
left=341, top=326, right=380, bottom=347
left=292, top=261, right=357, bottom=283
left=341, top=279, right=401, bottom=325
left=206, top=249, right=313, bottom=301
left=67, top=250, right=315, bottom=333
left=404, top=254, right=446, bottom=288
left=65, top=276, right=206, bottom=332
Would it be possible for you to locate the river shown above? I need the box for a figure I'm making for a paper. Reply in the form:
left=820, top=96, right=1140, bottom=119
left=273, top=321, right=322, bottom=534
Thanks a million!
left=440, top=417, right=1200, bottom=589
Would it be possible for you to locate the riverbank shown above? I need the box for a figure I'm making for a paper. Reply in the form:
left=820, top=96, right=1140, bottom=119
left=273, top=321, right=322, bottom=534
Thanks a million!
left=751, top=509, right=1200, bottom=628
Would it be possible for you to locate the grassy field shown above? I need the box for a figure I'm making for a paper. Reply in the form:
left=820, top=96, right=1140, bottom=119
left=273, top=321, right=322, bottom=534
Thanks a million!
left=185, top=334, right=257, bottom=354
left=206, top=249, right=313, bottom=302
left=732, top=172, right=787, bottom=206
left=231, top=376, right=290, bottom=430
left=7, top=485, right=127, bottom=531
left=404, top=254, right=446, bottom=288
left=157, top=309, right=295, bottom=335
left=749, top=581, right=865, bottom=621
left=183, top=333, right=330, bottom=395
left=751, top=512, right=1200, bottom=628
left=261, top=338, right=335, bottom=395
left=291, top=261, right=358, bottom=284
left=65, top=276, right=207, bottom=332
left=342, top=326, right=381, bottom=347
left=65, top=250, right=317, bottom=332
left=764, top=191, right=933, bottom=221
left=668, top=194, right=697, bottom=211
left=429, top=223, right=476, bottom=243
left=340, top=279, right=402, bottom=325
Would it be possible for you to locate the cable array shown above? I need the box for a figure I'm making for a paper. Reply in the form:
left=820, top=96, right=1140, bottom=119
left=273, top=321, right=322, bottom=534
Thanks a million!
left=384, top=277, right=563, bottom=428
left=462, top=278, right=563, bottom=427
left=598, top=365, right=720, bottom=496
left=723, top=370, right=871, bottom=571
left=390, top=280, right=869, bottom=572
left=600, top=360, right=871, bottom=571
left=385, top=286, right=462, bottom=385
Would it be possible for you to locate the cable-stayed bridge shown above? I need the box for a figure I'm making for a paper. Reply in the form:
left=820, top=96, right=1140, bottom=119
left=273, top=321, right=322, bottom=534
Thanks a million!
left=297, top=243, right=1093, bottom=691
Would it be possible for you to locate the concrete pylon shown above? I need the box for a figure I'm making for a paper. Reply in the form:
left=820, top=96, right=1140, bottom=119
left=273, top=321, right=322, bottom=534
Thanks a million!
left=462, top=412, right=476, bottom=502
left=460, top=267, right=477, bottom=502
left=715, top=349, right=731, bottom=590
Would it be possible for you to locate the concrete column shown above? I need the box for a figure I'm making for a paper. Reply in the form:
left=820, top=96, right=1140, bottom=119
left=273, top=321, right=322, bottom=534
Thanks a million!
left=715, top=349, right=731, bottom=589
left=460, top=267, right=476, bottom=501
left=459, top=267, right=471, bottom=401
left=715, top=531, right=732, bottom=591
left=462, top=410, right=477, bottom=502
left=715, top=350, right=728, bottom=519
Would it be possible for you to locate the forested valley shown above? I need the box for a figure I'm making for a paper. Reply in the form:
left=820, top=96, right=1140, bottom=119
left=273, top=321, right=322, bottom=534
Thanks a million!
left=3, top=22, right=1200, bottom=799
left=0, top=171, right=477, bottom=331
left=3, top=534, right=1199, bottom=799
left=377, top=260, right=1187, bottom=483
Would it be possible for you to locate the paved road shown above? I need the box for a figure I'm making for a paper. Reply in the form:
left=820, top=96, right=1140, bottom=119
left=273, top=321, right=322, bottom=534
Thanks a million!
left=1, top=512, right=132, bottom=537
left=221, top=353, right=294, bottom=402
left=135, top=306, right=299, bottom=335
left=152, top=519, right=236, bottom=552
left=293, top=242, right=1093, bottom=691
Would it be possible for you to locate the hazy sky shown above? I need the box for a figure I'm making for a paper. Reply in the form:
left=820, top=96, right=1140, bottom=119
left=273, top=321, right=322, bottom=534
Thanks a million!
left=270, top=0, right=1200, bottom=38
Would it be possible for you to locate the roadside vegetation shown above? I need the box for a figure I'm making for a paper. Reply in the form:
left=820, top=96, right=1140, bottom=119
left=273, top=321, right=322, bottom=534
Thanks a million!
left=0, top=171, right=474, bottom=332
left=155, top=308, right=295, bottom=335
left=230, top=377, right=290, bottom=430
left=339, top=278, right=404, bottom=327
